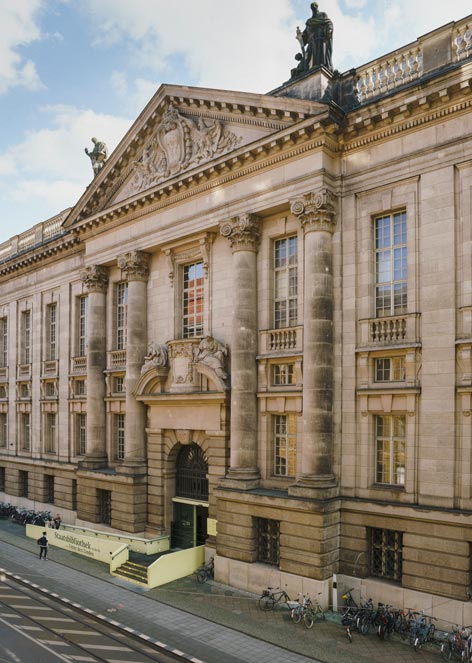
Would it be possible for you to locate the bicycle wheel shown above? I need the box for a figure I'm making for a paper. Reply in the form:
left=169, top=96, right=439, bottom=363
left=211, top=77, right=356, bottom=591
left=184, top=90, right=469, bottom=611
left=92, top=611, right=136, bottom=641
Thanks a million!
left=359, top=615, right=370, bottom=635
left=440, top=642, right=452, bottom=661
left=258, top=595, right=275, bottom=611
left=316, top=606, right=326, bottom=621
left=428, top=624, right=436, bottom=643
left=304, top=608, right=315, bottom=629
left=346, top=626, right=353, bottom=643
left=291, top=606, right=303, bottom=624
left=414, top=636, right=421, bottom=652
left=196, top=570, right=207, bottom=583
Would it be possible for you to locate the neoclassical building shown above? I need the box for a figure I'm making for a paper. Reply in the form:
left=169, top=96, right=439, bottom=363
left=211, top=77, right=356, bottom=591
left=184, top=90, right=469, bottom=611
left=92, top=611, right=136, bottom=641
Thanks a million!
left=1, top=7, right=472, bottom=612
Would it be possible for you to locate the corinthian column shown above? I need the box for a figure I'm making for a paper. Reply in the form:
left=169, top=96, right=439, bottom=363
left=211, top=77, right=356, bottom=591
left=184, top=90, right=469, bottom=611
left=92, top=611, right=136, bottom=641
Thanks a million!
left=289, top=189, right=338, bottom=497
left=80, top=265, right=109, bottom=469
left=220, top=214, right=261, bottom=489
left=117, top=250, right=150, bottom=474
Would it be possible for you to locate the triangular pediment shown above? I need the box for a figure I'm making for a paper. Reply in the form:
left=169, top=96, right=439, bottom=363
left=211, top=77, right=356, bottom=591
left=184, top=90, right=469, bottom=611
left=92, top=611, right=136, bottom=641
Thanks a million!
left=64, top=84, right=332, bottom=228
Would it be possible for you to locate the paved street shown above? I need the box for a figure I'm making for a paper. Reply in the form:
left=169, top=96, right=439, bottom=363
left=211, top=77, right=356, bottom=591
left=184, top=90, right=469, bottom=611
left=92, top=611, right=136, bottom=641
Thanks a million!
left=0, top=519, right=445, bottom=663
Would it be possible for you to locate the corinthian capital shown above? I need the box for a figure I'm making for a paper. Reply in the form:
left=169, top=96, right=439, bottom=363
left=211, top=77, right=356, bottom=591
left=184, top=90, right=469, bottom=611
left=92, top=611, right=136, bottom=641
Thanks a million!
left=290, top=188, right=337, bottom=234
left=117, top=250, right=150, bottom=282
left=219, top=213, right=261, bottom=252
left=81, top=265, right=109, bottom=293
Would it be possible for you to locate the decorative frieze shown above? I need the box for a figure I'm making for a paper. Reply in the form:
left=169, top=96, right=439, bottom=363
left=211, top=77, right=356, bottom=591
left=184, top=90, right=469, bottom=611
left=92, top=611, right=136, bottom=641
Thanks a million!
left=117, top=250, right=150, bottom=282
left=290, top=188, right=337, bottom=234
left=81, top=265, right=109, bottom=293
left=220, top=213, right=261, bottom=252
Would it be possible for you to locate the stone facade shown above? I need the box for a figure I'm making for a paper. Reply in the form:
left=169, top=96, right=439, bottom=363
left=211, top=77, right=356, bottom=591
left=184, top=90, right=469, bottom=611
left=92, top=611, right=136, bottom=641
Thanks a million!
left=1, top=12, right=472, bottom=618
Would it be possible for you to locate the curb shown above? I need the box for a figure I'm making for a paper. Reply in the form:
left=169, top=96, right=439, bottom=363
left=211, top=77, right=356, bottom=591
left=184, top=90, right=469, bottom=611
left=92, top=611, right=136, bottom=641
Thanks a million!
left=0, top=566, right=206, bottom=663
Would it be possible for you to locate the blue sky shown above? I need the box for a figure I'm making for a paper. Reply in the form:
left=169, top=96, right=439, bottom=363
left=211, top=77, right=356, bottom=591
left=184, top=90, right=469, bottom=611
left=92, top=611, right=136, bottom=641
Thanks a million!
left=0, top=0, right=471, bottom=243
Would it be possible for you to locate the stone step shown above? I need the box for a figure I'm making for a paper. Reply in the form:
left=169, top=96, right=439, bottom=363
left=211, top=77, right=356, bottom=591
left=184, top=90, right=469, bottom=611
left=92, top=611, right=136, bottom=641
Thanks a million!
left=115, top=563, right=148, bottom=583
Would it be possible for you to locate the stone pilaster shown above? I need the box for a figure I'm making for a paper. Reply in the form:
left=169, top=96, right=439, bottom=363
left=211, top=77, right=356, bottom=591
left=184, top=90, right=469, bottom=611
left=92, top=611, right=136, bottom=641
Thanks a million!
left=80, top=265, right=108, bottom=469
left=117, top=250, right=150, bottom=474
left=289, top=189, right=338, bottom=498
left=220, top=214, right=261, bottom=489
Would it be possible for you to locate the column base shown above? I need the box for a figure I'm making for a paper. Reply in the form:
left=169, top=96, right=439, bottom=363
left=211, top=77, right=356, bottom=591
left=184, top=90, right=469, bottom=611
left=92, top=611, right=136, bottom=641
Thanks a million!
left=78, top=456, right=108, bottom=471
left=220, top=467, right=260, bottom=490
left=116, top=460, right=147, bottom=476
left=288, top=473, right=338, bottom=499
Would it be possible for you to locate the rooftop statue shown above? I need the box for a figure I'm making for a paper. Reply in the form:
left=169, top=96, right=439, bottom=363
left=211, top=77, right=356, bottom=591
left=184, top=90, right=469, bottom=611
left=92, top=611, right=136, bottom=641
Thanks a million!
left=85, top=137, right=108, bottom=177
left=291, top=2, right=333, bottom=79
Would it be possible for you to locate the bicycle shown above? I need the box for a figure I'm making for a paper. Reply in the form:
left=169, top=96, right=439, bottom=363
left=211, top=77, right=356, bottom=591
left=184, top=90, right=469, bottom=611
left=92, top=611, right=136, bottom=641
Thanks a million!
left=410, top=613, right=437, bottom=652
left=196, top=556, right=214, bottom=583
left=441, top=625, right=472, bottom=661
left=258, top=586, right=291, bottom=611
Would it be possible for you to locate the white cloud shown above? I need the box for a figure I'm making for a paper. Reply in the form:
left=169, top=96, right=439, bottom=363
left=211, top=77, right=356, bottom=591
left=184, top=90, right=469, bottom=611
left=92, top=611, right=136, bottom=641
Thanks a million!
left=0, top=104, right=132, bottom=236
left=0, top=0, right=44, bottom=94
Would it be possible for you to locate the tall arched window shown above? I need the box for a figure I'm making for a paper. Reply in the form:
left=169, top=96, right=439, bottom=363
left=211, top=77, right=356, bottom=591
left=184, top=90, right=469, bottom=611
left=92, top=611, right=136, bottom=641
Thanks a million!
left=176, top=443, right=208, bottom=501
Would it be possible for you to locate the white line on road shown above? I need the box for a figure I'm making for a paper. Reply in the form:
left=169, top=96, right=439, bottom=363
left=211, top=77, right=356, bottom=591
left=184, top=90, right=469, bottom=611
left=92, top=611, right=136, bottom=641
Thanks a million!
left=84, top=645, right=133, bottom=651
left=35, top=616, right=75, bottom=622
left=0, top=615, right=73, bottom=661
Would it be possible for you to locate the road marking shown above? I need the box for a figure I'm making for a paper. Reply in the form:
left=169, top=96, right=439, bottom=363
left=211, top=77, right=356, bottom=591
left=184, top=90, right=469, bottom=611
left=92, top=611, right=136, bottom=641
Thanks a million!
left=22, top=606, right=53, bottom=610
left=0, top=612, right=21, bottom=617
left=107, top=660, right=148, bottom=663
left=40, top=640, right=71, bottom=647
left=19, top=625, right=43, bottom=631
left=0, top=616, right=73, bottom=661
left=0, top=594, right=29, bottom=598
left=56, top=630, right=94, bottom=635
left=85, top=645, right=132, bottom=651
left=67, top=657, right=97, bottom=662
left=35, top=616, right=75, bottom=622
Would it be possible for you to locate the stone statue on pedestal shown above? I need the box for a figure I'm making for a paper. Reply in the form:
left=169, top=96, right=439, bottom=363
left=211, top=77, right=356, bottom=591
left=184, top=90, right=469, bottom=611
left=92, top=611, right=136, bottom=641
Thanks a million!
left=85, top=137, right=108, bottom=177
left=291, top=2, right=333, bottom=79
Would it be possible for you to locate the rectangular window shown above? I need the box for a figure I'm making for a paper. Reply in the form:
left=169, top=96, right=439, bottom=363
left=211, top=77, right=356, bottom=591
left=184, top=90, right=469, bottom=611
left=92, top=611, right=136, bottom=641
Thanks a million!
left=45, top=413, right=56, bottom=453
left=375, top=211, right=407, bottom=318
left=0, top=467, right=5, bottom=492
left=272, top=363, right=295, bottom=386
left=115, top=413, right=125, bottom=460
left=274, top=236, right=298, bottom=329
left=98, top=489, right=112, bottom=525
left=273, top=414, right=297, bottom=477
left=75, top=379, right=86, bottom=397
left=375, top=415, right=405, bottom=486
left=0, top=413, right=7, bottom=447
left=375, top=357, right=405, bottom=382
left=0, top=385, right=6, bottom=399
left=78, top=295, right=88, bottom=357
left=257, top=518, right=280, bottom=566
left=19, top=470, right=28, bottom=498
left=116, top=282, right=128, bottom=350
left=0, top=317, right=7, bottom=368
left=71, top=479, right=77, bottom=511
left=77, top=413, right=86, bottom=456
left=45, top=475, right=54, bottom=504
left=20, top=413, right=30, bottom=451
left=183, top=261, right=204, bottom=338
left=21, top=310, right=31, bottom=364
left=370, top=527, right=403, bottom=582
left=45, top=382, right=56, bottom=398
left=113, top=376, right=124, bottom=393
left=46, top=303, right=57, bottom=360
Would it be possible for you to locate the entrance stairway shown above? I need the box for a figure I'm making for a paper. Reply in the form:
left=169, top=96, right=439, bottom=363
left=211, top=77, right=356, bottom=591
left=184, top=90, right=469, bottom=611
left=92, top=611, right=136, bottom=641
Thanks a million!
left=113, top=550, right=169, bottom=586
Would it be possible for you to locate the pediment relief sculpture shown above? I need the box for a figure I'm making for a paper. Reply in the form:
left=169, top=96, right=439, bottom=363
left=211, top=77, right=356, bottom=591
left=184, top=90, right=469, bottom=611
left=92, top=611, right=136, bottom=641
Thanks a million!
left=121, top=104, right=242, bottom=198
left=192, top=335, right=228, bottom=387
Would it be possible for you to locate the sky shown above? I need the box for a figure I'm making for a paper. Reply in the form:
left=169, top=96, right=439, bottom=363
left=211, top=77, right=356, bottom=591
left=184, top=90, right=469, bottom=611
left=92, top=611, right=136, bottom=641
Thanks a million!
left=0, top=0, right=471, bottom=243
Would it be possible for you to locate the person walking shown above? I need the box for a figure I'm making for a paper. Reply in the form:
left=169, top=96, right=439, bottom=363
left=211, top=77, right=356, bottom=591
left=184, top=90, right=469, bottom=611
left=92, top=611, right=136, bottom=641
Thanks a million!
left=37, top=531, right=48, bottom=560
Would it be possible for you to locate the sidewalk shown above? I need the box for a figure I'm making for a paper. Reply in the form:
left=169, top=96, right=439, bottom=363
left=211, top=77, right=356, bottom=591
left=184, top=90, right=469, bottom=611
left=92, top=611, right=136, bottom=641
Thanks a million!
left=0, top=519, right=441, bottom=663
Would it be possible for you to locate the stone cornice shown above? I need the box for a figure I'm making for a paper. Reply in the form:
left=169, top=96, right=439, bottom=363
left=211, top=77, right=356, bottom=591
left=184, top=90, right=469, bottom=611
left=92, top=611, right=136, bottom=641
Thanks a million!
left=0, top=234, right=81, bottom=278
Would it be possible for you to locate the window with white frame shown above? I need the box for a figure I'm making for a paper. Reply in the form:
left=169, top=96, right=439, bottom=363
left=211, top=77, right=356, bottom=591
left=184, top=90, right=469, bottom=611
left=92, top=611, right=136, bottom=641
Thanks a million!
left=0, top=317, right=7, bottom=368
left=45, top=413, right=56, bottom=453
left=375, top=211, right=407, bottom=318
left=21, top=310, right=31, bottom=364
left=113, top=376, right=124, bottom=394
left=20, top=412, right=30, bottom=451
left=77, top=413, right=86, bottom=456
left=273, top=414, right=297, bottom=477
left=115, top=413, right=125, bottom=460
left=46, top=303, right=57, bottom=360
left=75, top=379, right=86, bottom=397
left=272, top=363, right=295, bottom=386
left=274, top=236, right=298, bottom=329
left=375, top=356, right=405, bottom=382
left=78, top=295, right=88, bottom=357
left=375, top=414, right=405, bottom=486
left=182, top=261, right=204, bottom=338
left=116, top=282, right=128, bottom=350
left=0, top=413, right=7, bottom=447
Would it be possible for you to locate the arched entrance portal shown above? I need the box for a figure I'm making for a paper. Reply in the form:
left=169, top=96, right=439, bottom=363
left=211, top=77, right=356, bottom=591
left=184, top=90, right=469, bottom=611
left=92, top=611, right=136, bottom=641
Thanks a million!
left=171, top=443, right=209, bottom=549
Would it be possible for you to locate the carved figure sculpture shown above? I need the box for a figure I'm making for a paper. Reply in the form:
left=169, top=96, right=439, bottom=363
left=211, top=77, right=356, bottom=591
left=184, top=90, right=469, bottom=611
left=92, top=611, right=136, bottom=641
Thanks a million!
left=192, top=335, right=228, bottom=380
left=141, top=343, right=169, bottom=373
left=291, top=2, right=333, bottom=78
left=85, top=137, right=108, bottom=177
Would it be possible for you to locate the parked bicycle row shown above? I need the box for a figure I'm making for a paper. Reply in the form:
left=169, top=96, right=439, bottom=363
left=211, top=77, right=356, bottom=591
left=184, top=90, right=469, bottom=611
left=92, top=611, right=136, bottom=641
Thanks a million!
left=256, top=584, right=472, bottom=659
left=0, top=501, right=53, bottom=526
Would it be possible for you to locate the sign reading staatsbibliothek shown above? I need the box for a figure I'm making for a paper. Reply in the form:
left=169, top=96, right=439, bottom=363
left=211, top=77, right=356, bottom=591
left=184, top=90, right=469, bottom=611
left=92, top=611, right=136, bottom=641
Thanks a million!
left=26, top=524, right=124, bottom=563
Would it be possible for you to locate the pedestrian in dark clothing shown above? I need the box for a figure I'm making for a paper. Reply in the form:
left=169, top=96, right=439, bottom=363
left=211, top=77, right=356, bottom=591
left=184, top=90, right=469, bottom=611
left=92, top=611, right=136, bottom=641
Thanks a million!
left=37, top=532, right=48, bottom=560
